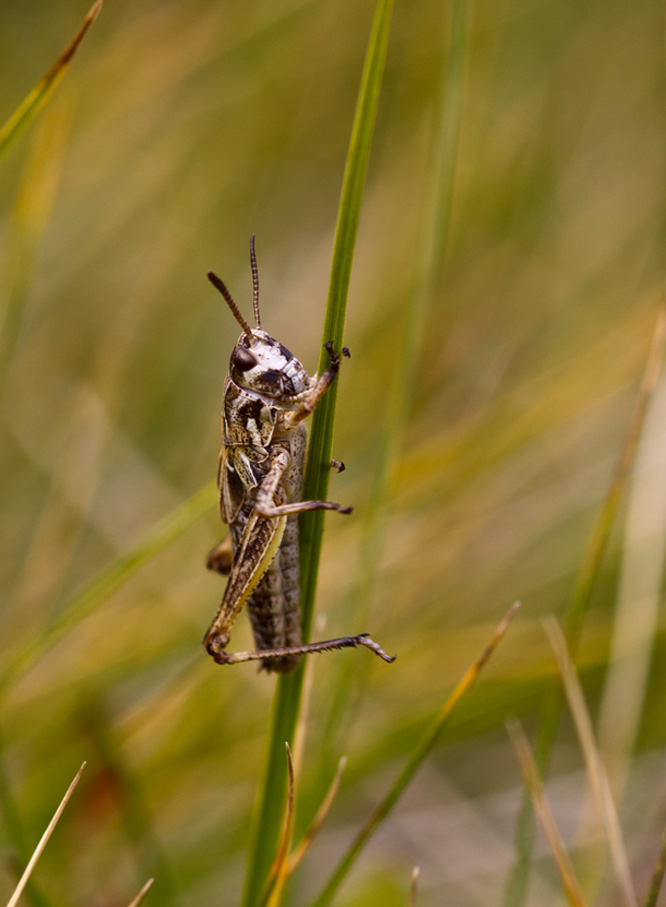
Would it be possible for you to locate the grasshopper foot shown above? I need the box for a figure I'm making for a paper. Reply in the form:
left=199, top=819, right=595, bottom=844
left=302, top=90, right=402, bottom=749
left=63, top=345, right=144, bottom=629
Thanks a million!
left=354, top=633, right=397, bottom=663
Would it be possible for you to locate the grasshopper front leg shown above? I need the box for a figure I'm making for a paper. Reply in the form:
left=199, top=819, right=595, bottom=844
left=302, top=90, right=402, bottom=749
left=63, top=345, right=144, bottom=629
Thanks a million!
left=284, top=342, right=349, bottom=429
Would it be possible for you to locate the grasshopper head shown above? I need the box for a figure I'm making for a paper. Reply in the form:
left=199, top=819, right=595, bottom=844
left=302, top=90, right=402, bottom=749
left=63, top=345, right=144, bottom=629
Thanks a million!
left=229, top=329, right=311, bottom=398
left=208, top=236, right=311, bottom=400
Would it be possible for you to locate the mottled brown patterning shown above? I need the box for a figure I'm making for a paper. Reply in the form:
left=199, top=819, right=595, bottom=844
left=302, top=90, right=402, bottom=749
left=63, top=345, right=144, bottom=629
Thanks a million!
left=203, top=235, right=395, bottom=673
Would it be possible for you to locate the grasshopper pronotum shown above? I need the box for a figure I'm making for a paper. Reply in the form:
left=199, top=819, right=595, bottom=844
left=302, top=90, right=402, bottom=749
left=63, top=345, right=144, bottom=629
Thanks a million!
left=203, top=237, right=395, bottom=673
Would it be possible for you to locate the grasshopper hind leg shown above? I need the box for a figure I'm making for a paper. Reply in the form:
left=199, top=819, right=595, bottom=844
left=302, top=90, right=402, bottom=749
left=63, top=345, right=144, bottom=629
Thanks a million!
left=205, top=632, right=396, bottom=672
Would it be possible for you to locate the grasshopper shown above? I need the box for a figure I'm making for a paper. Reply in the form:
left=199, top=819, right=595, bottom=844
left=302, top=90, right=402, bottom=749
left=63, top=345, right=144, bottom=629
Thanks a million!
left=203, top=236, right=395, bottom=673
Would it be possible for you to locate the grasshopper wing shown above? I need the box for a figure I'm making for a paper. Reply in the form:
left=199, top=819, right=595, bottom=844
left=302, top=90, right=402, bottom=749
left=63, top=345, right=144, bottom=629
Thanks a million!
left=219, top=446, right=246, bottom=526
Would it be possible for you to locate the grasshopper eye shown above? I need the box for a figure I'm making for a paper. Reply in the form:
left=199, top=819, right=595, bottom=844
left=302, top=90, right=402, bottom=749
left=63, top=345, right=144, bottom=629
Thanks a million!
left=232, top=347, right=257, bottom=371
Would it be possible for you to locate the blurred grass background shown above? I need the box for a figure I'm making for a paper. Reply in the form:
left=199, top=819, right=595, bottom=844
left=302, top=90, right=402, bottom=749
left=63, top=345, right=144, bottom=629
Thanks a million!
left=2, top=0, right=666, bottom=905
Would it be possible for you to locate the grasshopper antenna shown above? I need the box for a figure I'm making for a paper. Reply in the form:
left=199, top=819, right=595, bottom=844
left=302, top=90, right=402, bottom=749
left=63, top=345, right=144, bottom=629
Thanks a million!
left=208, top=271, right=253, bottom=339
left=250, top=234, right=261, bottom=329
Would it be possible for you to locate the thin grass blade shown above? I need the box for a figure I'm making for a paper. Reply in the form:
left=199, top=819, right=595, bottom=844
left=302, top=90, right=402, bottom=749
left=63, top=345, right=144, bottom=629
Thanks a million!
left=544, top=617, right=637, bottom=907
left=351, top=0, right=469, bottom=614
left=257, top=744, right=296, bottom=907
left=319, top=0, right=471, bottom=780
left=642, top=819, right=666, bottom=907
left=298, top=0, right=396, bottom=643
left=0, top=0, right=102, bottom=159
left=290, top=623, right=318, bottom=777
left=241, top=2, right=394, bottom=904
left=594, top=352, right=666, bottom=808
left=408, top=867, right=420, bottom=907
left=566, top=306, right=666, bottom=649
left=287, top=756, right=347, bottom=874
left=0, top=103, right=71, bottom=369
left=6, top=763, right=85, bottom=907
left=507, top=722, right=588, bottom=907
left=311, top=601, right=519, bottom=907
left=0, top=481, right=216, bottom=694
left=504, top=306, right=666, bottom=907
left=125, top=879, right=154, bottom=907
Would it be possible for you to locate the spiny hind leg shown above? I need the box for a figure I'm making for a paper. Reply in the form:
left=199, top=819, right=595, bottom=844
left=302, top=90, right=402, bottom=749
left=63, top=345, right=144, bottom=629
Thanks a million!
left=204, top=454, right=289, bottom=662
left=203, top=507, right=285, bottom=663
left=207, top=632, right=396, bottom=668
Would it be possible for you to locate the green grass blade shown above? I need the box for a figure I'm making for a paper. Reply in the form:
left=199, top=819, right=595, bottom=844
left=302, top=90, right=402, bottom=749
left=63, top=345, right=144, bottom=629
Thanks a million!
left=299, top=0, right=395, bottom=645
left=503, top=307, right=666, bottom=907
left=317, top=0, right=470, bottom=782
left=311, top=602, right=519, bottom=907
left=0, top=480, right=216, bottom=693
left=0, top=1, right=101, bottom=160
left=240, top=2, right=394, bottom=904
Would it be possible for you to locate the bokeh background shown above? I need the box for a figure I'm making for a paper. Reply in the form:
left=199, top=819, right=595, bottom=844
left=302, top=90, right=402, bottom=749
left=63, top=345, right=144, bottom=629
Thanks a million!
left=2, top=0, right=666, bottom=905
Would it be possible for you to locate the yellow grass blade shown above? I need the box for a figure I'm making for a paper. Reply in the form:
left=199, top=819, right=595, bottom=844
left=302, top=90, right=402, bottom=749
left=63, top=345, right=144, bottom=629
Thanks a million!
left=125, top=878, right=154, bottom=907
left=408, top=867, right=420, bottom=907
left=290, top=619, right=319, bottom=777
left=642, top=819, right=666, bottom=907
left=544, top=617, right=637, bottom=907
left=259, top=744, right=296, bottom=907
left=0, top=480, right=216, bottom=693
left=287, top=756, right=347, bottom=874
left=595, top=306, right=666, bottom=799
left=566, top=305, right=666, bottom=650
left=507, top=721, right=587, bottom=907
left=6, top=762, right=86, bottom=907
left=312, top=601, right=520, bottom=907
left=505, top=304, right=666, bottom=907
left=0, top=1, right=102, bottom=158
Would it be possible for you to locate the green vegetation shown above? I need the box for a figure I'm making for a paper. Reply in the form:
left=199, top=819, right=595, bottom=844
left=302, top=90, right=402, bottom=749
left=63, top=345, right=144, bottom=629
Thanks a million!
left=2, top=0, right=666, bottom=905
